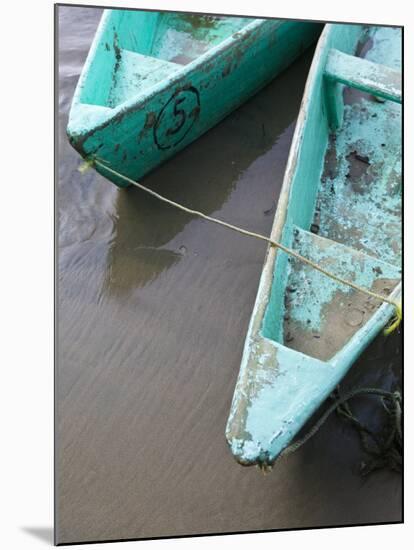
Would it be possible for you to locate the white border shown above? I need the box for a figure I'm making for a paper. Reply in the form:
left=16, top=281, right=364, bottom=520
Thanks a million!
left=1, top=0, right=411, bottom=548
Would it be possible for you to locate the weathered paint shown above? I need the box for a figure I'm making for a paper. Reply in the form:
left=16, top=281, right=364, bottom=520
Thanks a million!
left=325, top=47, right=401, bottom=129
left=283, top=228, right=400, bottom=361
left=326, top=48, right=401, bottom=102
left=67, top=9, right=322, bottom=187
left=226, top=24, right=401, bottom=466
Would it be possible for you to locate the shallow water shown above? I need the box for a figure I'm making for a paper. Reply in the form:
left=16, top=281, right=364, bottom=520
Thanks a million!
left=56, top=6, right=402, bottom=544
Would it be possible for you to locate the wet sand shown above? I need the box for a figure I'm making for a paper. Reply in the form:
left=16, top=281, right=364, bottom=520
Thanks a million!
left=56, top=7, right=402, bottom=544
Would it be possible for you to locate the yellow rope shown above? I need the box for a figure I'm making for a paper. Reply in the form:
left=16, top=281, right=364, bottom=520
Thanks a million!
left=82, top=158, right=402, bottom=334
left=383, top=303, right=402, bottom=335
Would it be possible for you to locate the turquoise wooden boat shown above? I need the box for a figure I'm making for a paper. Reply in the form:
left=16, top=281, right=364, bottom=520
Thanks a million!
left=226, top=23, right=402, bottom=467
left=67, top=9, right=321, bottom=187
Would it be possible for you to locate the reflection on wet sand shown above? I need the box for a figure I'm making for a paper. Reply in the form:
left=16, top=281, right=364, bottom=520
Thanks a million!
left=103, top=52, right=310, bottom=295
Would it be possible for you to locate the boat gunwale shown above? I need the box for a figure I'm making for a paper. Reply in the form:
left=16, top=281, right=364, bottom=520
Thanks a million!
left=259, top=282, right=401, bottom=366
left=68, top=10, right=282, bottom=138
left=225, top=23, right=401, bottom=465
left=243, top=25, right=334, bottom=344
left=243, top=23, right=401, bottom=352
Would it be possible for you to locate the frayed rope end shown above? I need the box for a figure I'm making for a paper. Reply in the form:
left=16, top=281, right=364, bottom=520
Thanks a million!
left=384, top=302, right=402, bottom=336
left=78, top=157, right=96, bottom=174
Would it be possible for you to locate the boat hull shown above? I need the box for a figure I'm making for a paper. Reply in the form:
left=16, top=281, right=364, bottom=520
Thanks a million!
left=226, top=23, right=402, bottom=467
left=67, top=12, right=321, bottom=187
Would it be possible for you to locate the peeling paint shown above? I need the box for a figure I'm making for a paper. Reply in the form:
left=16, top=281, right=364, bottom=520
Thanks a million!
left=67, top=10, right=321, bottom=187
left=226, top=23, right=401, bottom=467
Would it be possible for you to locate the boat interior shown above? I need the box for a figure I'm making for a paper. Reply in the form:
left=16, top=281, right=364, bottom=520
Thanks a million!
left=262, top=25, right=402, bottom=361
left=78, top=11, right=254, bottom=108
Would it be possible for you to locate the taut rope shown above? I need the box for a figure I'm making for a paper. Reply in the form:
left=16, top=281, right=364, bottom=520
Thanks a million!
left=81, top=158, right=402, bottom=333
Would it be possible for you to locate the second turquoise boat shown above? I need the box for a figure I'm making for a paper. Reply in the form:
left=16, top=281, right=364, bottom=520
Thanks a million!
left=67, top=9, right=321, bottom=187
left=226, top=22, right=402, bottom=467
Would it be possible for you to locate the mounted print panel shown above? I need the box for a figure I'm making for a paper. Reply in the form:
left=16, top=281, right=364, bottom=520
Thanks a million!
left=56, top=4, right=402, bottom=545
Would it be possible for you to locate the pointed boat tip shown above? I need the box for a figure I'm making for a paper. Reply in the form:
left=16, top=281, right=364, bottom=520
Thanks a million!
left=225, top=431, right=280, bottom=468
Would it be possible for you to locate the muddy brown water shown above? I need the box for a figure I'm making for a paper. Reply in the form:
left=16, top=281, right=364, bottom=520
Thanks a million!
left=56, top=7, right=402, bottom=545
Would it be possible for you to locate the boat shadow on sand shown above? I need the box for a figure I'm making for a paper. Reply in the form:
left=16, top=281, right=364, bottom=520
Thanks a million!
left=101, top=49, right=316, bottom=297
